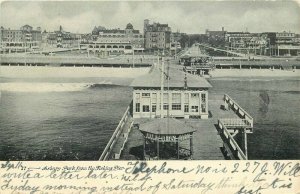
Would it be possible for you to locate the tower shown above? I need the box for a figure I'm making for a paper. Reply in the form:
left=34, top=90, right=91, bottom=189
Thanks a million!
left=144, top=19, right=149, bottom=33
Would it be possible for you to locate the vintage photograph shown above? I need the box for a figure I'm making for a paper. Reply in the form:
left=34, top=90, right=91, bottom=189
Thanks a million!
left=0, top=0, right=299, bottom=161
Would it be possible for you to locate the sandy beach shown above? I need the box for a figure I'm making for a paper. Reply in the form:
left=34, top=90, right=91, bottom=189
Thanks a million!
left=209, top=69, right=300, bottom=77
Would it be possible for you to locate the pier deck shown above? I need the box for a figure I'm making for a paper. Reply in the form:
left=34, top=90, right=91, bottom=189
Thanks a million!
left=120, top=94, right=239, bottom=160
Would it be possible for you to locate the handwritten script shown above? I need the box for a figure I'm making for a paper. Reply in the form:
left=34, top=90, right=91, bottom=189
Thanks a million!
left=0, top=161, right=299, bottom=194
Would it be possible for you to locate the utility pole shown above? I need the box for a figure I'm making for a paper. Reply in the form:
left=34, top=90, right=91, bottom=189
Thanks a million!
left=132, top=47, right=135, bottom=67
left=166, top=56, right=170, bottom=135
left=175, top=42, right=177, bottom=59
left=160, top=51, right=164, bottom=118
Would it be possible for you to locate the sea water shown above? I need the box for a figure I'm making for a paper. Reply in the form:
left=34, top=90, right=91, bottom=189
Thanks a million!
left=0, top=77, right=133, bottom=160
left=209, top=77, right=300, bottom=159
left=0, top=77, right=299, bottom=160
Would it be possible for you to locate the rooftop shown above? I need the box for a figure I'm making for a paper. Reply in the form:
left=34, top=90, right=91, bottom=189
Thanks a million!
left=130, top=65, right=212, bottom=89
left=138, top=118, right=196, bottom=135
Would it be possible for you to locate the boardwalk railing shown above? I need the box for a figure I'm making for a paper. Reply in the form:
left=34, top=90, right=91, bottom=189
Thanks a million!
left=219, top=118, right=252, bottom=128
left=218, top=119, right=247, bottom=160
left=99, top=106, right=131, bottom=161
left=224, top=94, right=253, bottom=131
left=113, top=121, right=134, bottom=160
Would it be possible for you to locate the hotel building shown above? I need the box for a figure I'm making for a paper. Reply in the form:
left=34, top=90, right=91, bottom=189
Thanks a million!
left=144, top=19, right=172, bottom=50
left=46, top=26, right=80, bottom=48
left=264, top=31, right=300, bottom=56
left=83, top=23, right=144, bottom=56
left=0, top=25, right=42, bottom=53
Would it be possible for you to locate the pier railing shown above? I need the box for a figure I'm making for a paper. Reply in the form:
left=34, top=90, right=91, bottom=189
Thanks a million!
left=113, top=121, right=134, bottom=160
left=99, top=106, right=131, bottom=161
left=219, top=118, right=252, bottom=129
left=223, top=94, right=253, bottom=131
left=218, top=119, right=247, bottom=160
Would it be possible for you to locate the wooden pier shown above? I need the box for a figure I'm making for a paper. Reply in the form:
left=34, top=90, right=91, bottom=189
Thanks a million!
left=101, top=93, right=253, bottom=160
left=218, top=94, right=254, bottom=160
left=99, top=57, right=254, bottom=160
left=99, top=105, right=134, bottom=160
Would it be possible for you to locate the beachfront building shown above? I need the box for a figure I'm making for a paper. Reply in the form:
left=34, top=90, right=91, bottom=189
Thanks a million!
left=224, top=31, right=270, bottom=55
left=83, top=23, right=144, bottom=56
left=264, top=31, right=300, bottom=56
left=225, top=32, right=252, bottom=51
left=130, top=65, right=211, bottom=119
left=245, top=35, right=268, bottom=55
left=46, top=26, right=81, bottom=48
left=0, top=25, right=42, bottom=53
left=144, top=19, right=172, bottom=51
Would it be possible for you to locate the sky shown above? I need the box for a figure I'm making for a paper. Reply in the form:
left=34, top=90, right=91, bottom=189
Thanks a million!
left=0, top=0, right=300, bottom=34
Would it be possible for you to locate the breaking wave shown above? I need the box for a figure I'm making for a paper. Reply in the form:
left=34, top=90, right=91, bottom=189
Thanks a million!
left=0, top=81, right=118, bottom=92
left=283, top=91, right=300, bottom=95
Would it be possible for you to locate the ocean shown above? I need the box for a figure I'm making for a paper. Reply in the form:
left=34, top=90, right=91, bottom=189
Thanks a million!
left=0, top=76, right=299, bottom=160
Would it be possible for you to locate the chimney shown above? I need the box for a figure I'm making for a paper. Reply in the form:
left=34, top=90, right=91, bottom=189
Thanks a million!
left=222, top=27, right=224, bottom=31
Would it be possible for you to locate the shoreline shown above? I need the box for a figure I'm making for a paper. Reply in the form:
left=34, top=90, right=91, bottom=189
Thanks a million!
left=1, top=65, right=299, bottom=79
left=0, top=66, right=151, bottom=78
left=209, top=69, right=300, bottom=78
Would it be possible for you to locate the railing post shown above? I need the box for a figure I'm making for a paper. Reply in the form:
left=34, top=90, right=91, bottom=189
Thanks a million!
left=234, top=149, right=239, bottom=159
left=244, top=128, right=248, bottom=160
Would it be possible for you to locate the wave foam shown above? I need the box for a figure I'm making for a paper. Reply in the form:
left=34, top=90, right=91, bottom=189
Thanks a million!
left=0, top=81, right=113, bottom=92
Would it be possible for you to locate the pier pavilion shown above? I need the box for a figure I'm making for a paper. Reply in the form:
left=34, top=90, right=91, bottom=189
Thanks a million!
left=139, top=118, right=196, bottom=160
left=130, top=66, right=212, bottom=119
left=179, top=45, right=214, bottom=76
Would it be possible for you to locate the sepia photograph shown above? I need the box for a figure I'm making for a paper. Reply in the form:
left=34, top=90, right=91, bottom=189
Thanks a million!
left=0, top=0, right=300, bottom=193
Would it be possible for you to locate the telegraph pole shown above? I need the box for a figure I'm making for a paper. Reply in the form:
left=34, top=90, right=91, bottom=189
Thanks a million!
left=160, top=51, right=164, bottom=118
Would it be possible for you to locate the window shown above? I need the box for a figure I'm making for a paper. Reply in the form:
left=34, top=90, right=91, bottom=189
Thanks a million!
left=136, top=103, right=140, bottom=112
left=184, top=93, right=189, bottom=103
left=142, top=93, right=150, bottom=97
left=172, top=93, right=181, bottom=103
left=163, top=93, right=169, bottom=102
left=163, top=104, right=169, bottom=110
left=184, top=105, right=189, bottom=113
left=191, top=106, right=199, bottom=112
left=201, top=93, right=206, bottom=103
left=191, top=93, right=199, bottom=98
left=201, top=104, right=206, bottom=113
left=143, top=105, right=150, bottom=112
left=152, top=93, right=157, bottom=102
left=135, top=93, right=140, bottom=102
left=152, top=105, right=156, bottom=112
left=172, top=104, right=181, bottom=110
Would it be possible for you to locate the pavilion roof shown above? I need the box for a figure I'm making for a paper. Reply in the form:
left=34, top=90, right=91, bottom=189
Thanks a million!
left=139, top=118, right=196, bottom=135
left=130, top=66, right=212, bottom=88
